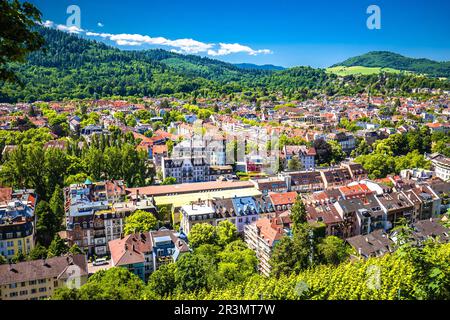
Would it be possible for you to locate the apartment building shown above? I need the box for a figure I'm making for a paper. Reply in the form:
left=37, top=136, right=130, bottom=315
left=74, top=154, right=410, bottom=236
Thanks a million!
left=283, top=145, right=316, bottom=170
left=0, top=254, right=88, bottom=300
left=244, top=214, right=292, bottom=277
left=109, top=229, right=189, bottom=281
left=162, top=157, right=209, bottom=184
left=0, top=189, right=37, bottom=260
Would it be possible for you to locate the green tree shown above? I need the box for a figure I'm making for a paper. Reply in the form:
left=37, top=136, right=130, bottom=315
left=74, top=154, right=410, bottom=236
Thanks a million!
left=49, top=185, right=64, bottom=230
left=145, top=263, right=177, bottom=298
left=175, top=253, right=211, bottom=292
left=27, top=243, right=48, bottom=260
left=290, top=195, right=307, bottom=234
left=0, top=254, right=7, bottom=264
left=317, top=236, right=349, bottom=265
left=217, top=240, right=258, bottom=283
left=161, top=177, right=177, bottom=185
left=0, top=0, right=45, bottom=82
left=216, top=220, right=238, bottom=247
left=74, top=267, right=144, bottom=300
left=35, top=200, right=58, bottom=246
left=11, top=250, right=26, bottom=263
left=124, top=210, right=158, bottom=235
left=287, top=156, right=302, bottom=171
left=47, top=234, right=69, bottom=258
left=188, top=223, right=217, bottom=248
left=69, top=244, right=84, bottom=255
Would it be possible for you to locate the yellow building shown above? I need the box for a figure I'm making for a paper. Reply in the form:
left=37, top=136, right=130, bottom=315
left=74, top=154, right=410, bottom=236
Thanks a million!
left=0, top=254, right=88, bottom=300
left=0, top=219, right=34, bottom=260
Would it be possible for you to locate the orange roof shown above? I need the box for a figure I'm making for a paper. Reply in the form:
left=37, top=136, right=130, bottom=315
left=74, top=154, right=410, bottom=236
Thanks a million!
left=339, top=184, right=371, bottom=196
left=269, top=192, right=298, bottom=206
left=152, top=144, right=168, bottom=154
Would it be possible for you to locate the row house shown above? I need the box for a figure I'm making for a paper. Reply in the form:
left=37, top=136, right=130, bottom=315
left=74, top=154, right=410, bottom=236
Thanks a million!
left=180, top=195, right=274, bottom=234
left=321, top=168, right=354, bottom=189
left=283, top=171, right=325, bottom=193
left=251, top=177, right=288, bottom=195
left=306, top=203, right=344, bottom=237
left=269, top=192, right=298, bottom=213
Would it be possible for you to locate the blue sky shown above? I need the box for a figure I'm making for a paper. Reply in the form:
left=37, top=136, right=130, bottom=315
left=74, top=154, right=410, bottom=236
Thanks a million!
left=30, top=0, right=450, bottom=68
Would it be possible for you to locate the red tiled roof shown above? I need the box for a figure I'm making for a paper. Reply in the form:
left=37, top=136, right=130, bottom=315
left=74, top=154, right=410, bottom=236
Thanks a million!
left=269, top=192, right=298, bottom=206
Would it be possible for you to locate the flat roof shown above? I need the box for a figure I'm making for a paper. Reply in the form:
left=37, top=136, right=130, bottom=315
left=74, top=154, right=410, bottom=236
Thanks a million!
left=127, top=180, right=254, bottom=197
left=155, top=188, right=262, bottom=209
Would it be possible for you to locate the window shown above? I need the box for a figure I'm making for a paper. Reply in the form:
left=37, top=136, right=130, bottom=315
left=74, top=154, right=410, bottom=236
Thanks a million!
left=20, top=290, right=28, bottom=296
left=31, top=289, right=37, bottom=294
left=29, top=280, right=36, bottom=285
left=38, top=279, right=46, bottom=284
left=9, top=292, right=18, bottom=297
left=38, top=287, right=47, bottom=293
left=9, top=283, right=17, bottom=289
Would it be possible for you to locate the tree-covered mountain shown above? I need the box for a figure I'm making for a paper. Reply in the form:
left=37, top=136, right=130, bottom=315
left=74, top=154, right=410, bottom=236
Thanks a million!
left=0, top=27, right=449, bottom=103
left=233, top=63, right=285, bottom=71
left=333, top=51, right=450, bottom=78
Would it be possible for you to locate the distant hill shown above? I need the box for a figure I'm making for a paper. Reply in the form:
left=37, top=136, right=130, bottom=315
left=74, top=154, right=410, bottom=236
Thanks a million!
left=333, top=51, right=450, bottom=78
left=0, top=28, right=449, bottom=102
left=233, top=63, right=285, bottom=71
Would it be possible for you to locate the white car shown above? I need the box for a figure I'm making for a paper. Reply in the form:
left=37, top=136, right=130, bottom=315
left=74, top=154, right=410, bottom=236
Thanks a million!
left=92, top=258, right=108, bottom=266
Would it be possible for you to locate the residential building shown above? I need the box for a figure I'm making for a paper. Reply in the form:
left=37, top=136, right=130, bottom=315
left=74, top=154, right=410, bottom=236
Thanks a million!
left=0, top=190, right=37, bottom=260
left=269, top=191, right=298, bottom=213
left=283, top=145, right=316, bottom=170
left=0, top=254, right=88, bottom=300
left=346, top=229, right=394, bottom=259
left=428, top=153, right=450, bottom=182
left=108, top=229, right=189, bottom=281
left=321, top=168, right=354, bottom=189
left=161, top=157, right=209, bottom=184
left=244, top=214, right=292, bottom=276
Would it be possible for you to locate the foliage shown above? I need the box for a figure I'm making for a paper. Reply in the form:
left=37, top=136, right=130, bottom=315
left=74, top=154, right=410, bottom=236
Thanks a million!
left=187, top=223, right=217, bottom=248
left=216, top=220, right=238, bottom=247
left=53, top=267, right=145, bottom=300
left=47, top=234, right=69, bottom=258
left=290, top=195, right=307, bottom=234
left=0, top=0, right=45, bottom=82
left=317, top=236, right=349, bottom=265
left=123, top=210, right=158, bottom=235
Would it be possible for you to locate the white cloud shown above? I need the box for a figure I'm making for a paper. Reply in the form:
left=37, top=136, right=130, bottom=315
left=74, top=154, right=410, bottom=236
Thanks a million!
left=41, top=20, right=54, bottom=28
left=208, top=43, right=273, bottom=56
left=56, top=24, right=84, bottom=34
left=42, top=20, right=272, bottom=56
left=97, top=22, right=104, bottom=27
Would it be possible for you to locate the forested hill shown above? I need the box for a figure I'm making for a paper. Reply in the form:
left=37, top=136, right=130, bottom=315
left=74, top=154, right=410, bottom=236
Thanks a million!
left=333, top=51, right=450, bottom=78
left=233, top=63, right=285, bottom=71
left=1, top=27, right=449, bottom=102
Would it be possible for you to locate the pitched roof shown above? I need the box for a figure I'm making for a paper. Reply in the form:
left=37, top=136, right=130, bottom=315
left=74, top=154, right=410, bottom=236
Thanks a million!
left=0, top=254, right=88, bottom=286
left=108, top=233, right=152, bottom=266
left=346, top=230, right=394, bottom=258
left=269, top=192, right=298, bottom=206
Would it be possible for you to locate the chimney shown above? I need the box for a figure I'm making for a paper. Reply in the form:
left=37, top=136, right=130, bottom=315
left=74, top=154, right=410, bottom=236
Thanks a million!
left=358, top=247, right=362, bottom=255
left=136, top=189, right=140, bottom=201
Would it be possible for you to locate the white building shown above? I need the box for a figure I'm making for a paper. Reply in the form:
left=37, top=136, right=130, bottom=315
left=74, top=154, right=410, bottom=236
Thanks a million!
left=162, top=157, right=209, bottom=184
left=428, top=153, right=450, bottom=182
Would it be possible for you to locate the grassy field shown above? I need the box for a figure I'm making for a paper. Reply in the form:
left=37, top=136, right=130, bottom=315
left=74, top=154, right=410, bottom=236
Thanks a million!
left=326, top=66, right=402, bottom=76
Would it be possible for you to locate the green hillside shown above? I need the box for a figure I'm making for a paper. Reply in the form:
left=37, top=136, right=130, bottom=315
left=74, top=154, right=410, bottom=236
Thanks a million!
left=333, top=51, right=450, bottom=78
left=1, top=28, right=449, bottom=103
left=326, top=66, right=403, bottom=76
